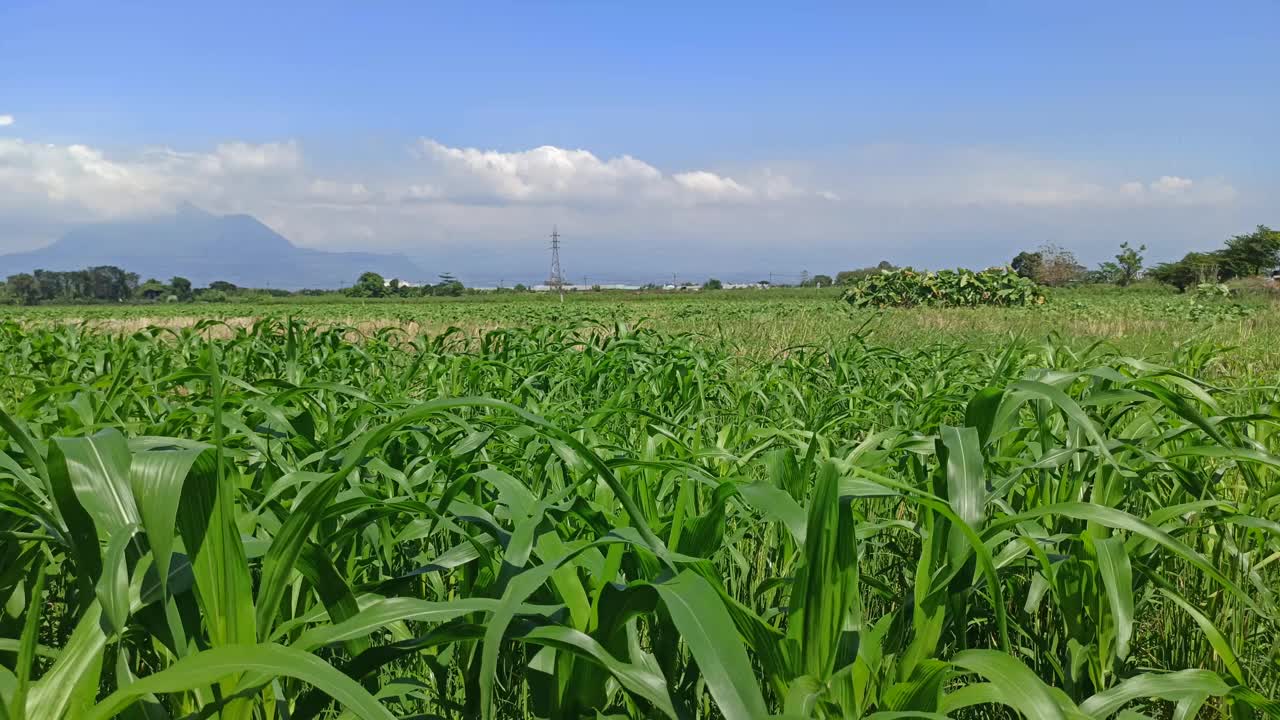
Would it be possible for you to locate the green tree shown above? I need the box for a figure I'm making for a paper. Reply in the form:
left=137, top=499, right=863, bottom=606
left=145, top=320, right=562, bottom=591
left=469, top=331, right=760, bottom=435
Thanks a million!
left=432, top=272, right=464, bottom=297
left=1113, top=242, right=1146, bottom=286
left=208, top=280, right=238, bottom=293
left=811, top=274, right=833, bottom=288
left=170, top=276, right=193, bottom=301
left=702, top=278, right=723, bottom=290
left=1092, top=262, right=1123, bottom=284
left=137, top=278, right=169, bottom=301
left=1010, top=251, right=1043, bottom=280
left=347, top=272, right=386, bottom=298
left=1150, top=251, right=1223, bottom=291
left=86, top=266, right=139, bottom=301
left=5, top=273, right=41, bottom=306
left=1220, top=225, right=1280, bottom=277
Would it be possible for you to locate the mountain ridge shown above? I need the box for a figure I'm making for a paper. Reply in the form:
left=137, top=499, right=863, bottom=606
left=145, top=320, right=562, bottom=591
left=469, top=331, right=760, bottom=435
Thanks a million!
left=0, top=206, right=423, bottom=289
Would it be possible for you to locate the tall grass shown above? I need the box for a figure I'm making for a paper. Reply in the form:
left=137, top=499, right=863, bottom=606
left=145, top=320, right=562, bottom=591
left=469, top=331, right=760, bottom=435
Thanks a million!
left=0, top=317, right=1277, bottom=718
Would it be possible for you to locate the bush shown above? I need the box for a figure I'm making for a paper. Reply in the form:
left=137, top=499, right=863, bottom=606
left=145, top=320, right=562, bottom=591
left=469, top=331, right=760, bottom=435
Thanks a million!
left=843, top=267, right=1046, bottom=308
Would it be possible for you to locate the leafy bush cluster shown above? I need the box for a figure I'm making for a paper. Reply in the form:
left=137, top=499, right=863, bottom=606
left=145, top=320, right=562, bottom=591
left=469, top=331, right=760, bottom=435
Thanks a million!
left=842, top=266, right=1046, bottom=308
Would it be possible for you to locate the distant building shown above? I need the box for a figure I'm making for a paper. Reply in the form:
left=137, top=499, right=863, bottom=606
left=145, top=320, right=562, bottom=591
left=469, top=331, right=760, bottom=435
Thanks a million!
left=531, top=283, right=641, bottom=292
left=384, top=278, right=420, bottom=288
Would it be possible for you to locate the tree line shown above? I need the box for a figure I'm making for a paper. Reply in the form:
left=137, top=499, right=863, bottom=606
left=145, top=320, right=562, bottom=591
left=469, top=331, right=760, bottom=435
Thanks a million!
left=345, top=272, right=467, bottom=298
left=1147, top=225, right=1280, bottom=290
left=823, top=226, right=1277, bottom=293
left=0, top=266, right=485, bottom=306
left=0, top=267, right=290, bottom=306
left=1005, top=226, right=1279, bottom=291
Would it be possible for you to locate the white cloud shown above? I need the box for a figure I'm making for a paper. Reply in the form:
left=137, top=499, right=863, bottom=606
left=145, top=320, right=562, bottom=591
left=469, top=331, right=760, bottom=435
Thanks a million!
left=0, top=134, right=1256, bottom=277
left=0, top=115, right=14, bottom=127
left=306, top=179, right=374, bottom=205
left=672, top=171, right=753, bottom=200
left=818, top=145, right=1238, bottom=210
left=412, top=138, right=817, bottom=206
left=1150, top=175, right=1194, bottom=194
left=210, top=141, right=301, bottom=174
left=0, top=138, right=312, bottom=221
left=1112, top=175, right=1236, bottom=205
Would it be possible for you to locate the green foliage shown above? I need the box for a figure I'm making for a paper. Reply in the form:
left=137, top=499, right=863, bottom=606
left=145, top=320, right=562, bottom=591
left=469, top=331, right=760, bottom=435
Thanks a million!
left=1150, top=251, right=1225, bottom=291
left=836, top=260, right=896, bottom=285
left=702, top=277, right=723, bottom=290
left=136, top=278, right=169, bottom=300
left=1113, top=242, right=1146, bottom=286
left=1, top=303, right=1275, bottom=717
left=1152, top=226, right=1280, bottom=291
left=347, top=271, right=387, bottom=298
left=1011, top=250, right=1043, bottom=279
left=3, top=272, right=40, bottom=305
left=843, top=266, right=1046, bottom=307
left=432, top=273, right=464, bottom=297
left=4, top=266, right=140, bottom=304
left=1221, top=225, right=1280, bottom=277
left=169, top=276, right=193, bottom=301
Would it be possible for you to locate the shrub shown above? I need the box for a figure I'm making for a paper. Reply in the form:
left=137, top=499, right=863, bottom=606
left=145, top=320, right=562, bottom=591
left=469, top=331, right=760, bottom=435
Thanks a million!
left=843, top=267, right=1046, bottom=308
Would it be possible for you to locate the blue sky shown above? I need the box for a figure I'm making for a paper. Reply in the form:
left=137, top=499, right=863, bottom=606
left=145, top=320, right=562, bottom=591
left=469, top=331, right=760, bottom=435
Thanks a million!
left=2, top=1, right=1276, bottom=284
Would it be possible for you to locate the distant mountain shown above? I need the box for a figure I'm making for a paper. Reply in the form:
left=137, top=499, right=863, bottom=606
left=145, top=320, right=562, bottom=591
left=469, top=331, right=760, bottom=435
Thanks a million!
left=0, top=204, right=423, bottom=289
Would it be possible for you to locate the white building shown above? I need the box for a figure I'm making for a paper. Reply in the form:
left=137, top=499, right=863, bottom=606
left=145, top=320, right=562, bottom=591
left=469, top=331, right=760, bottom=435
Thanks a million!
left=531, top=283, right=641, bottom=292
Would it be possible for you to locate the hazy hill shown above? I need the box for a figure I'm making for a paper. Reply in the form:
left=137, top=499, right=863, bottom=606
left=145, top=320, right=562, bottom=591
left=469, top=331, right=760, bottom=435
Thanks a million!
left=0, top=204, right=423, bottom=289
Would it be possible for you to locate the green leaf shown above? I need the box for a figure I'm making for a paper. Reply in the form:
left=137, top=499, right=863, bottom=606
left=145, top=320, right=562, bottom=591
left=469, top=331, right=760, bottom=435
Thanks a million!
left=1093, top=536, right=1134, bottom=661
left=1158, top=589, right=1244, bottom=685
left=53, top=429, right=140, bottom=540
left=96, top=524, right=139, bottom=638
left=82, top=644, right=395, bottom=720
left=8, top=564, right=46, bottom=720
left=1080, top=669, right=1231, bottom=717
left=129, top=438, right=211, bottom=596
left=177, top=448, right=255, bottom=648
left=515, top=623, right=678, bottom=718
left=949, top=650, right=1068, bottom=720
left=654, top=571, right=768, bottom=720
left=787, top=461, right=860, bottom=679
left=938, top=425, right=984, bottom=529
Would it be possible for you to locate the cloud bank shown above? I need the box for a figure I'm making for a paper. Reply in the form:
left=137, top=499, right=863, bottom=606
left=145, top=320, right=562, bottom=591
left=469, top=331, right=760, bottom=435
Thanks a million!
left=0, top=133, right=1259, bottom=280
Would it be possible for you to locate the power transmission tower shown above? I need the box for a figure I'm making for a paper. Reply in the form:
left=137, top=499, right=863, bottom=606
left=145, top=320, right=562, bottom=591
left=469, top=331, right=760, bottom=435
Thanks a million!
left=800, top=270, right=809, bottom=287
left=548, top=226, right=565, bottom=303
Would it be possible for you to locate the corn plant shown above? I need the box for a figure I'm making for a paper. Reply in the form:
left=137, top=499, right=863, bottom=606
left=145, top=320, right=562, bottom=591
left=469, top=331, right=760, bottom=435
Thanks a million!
left=0, top=317, right=1276, bottom=718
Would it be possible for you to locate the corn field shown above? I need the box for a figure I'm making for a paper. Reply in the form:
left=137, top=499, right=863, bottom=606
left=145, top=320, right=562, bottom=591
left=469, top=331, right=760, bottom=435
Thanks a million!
left=0, top=316, right=1277, bottom=718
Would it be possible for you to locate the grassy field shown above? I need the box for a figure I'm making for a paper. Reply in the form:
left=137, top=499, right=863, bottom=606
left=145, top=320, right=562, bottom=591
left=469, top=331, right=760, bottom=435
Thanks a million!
left=4, top=282, right=1280, bottom=366
left=1, top=287, right=1279, bottom=718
